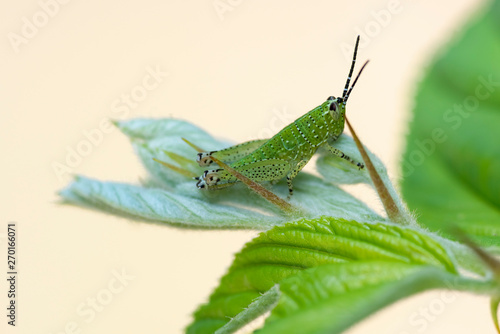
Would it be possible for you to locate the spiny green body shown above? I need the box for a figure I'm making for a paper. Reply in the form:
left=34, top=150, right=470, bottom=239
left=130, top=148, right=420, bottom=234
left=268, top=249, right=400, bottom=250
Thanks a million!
left=195, top=96, right=363, bottom=194
left=194, top=36, right=367, bottom=195
left=234, top=100, right=344, bottom=167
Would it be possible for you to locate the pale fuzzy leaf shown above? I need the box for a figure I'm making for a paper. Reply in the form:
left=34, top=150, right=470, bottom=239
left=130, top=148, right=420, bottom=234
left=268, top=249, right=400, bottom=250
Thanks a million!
left=134, top=138, right=202, bottom=187
left=116, top=118, right=228, bottom=187
left=59, top=173, right=385, bottom=229
left=286, top=173, right=385, bottom=223
left=60, top=118, right=386, bottom=228
left=59, top=176, right=282, bottom=229
left=114, top=118, right=216, bottom=141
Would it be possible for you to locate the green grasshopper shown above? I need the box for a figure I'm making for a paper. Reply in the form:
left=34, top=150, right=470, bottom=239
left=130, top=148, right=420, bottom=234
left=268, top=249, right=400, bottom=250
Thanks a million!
left=195, top=36, right=368, bottom=196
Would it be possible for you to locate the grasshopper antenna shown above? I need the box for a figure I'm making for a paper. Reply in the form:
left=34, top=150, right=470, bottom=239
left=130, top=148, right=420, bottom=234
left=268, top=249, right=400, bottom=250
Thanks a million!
left=342, top=35, right=360, bottom=100
left=344, top=59, right=369, bottom=104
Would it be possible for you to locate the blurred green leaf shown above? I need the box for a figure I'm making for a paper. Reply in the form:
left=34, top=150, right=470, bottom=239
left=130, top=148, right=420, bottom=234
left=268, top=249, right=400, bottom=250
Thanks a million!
left=186, top=217, right=456, bottom=333
left=401, top=0, right=500, bottom=247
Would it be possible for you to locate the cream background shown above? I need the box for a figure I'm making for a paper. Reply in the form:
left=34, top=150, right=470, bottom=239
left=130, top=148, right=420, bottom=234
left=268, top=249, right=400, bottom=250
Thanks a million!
left=1, top=0, right=495, bottom=333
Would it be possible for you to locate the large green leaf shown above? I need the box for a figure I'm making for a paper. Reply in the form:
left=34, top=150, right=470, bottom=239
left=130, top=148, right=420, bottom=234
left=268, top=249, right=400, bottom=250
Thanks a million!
left=258, top=263, right=453, bottom=334
left=401, top=0, right=500, bottom=247
left=186, top=217, right=456, bottom=333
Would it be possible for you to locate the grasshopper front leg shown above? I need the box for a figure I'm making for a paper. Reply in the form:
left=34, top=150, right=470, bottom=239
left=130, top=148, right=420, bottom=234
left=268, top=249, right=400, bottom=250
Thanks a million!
left=286, top=160, right=308, bottom=197
left=324, top=144, right=364, bottom=170
left=197, top=139, right=268, bottom=167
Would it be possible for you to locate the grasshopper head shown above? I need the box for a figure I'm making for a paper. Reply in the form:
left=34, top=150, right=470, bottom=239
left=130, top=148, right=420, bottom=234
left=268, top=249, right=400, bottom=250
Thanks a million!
left=326, top=96, right=345, bottom=121
left=196, top=152, right=214, bottom=167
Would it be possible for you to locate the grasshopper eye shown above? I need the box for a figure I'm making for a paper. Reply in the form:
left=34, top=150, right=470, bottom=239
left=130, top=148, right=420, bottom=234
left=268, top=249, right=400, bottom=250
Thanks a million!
left=329, top=102, right=337, bottom=112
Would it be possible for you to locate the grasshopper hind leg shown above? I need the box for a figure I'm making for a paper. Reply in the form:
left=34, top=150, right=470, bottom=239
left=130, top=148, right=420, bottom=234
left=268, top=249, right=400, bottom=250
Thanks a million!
left=195, top=139, right=268, bottom=167
left=197, top=159, right=291, bottom=191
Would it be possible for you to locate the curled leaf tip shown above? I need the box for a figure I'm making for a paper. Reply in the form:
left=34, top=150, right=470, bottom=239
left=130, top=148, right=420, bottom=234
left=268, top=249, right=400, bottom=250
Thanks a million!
left=491, top=296, right=500, bottom=334
left=452, top=226, right=500, bottom=278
